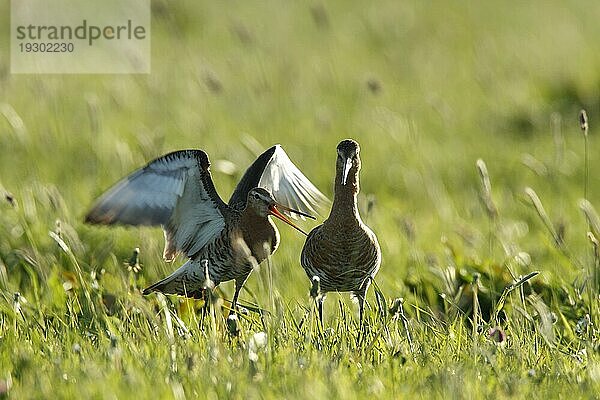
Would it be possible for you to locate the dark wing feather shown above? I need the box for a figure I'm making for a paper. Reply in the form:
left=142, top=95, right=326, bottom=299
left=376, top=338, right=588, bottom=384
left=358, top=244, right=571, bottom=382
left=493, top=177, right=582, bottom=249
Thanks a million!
left=227, top=146, right=277, bottom=210
left=228, top=145, right=329, bottom=218
left=86, top=150, right=227, bottom=261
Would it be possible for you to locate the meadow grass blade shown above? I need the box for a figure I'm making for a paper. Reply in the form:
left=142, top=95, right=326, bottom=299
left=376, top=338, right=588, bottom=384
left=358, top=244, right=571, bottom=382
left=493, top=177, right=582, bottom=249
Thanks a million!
left=579, top=110, right=589, bottom=201
left=476, top=159, right=497, bottom=220
left=158, top=294, right=177, bottom=372
left=551, top=112, right=564, bottom=168
left=471, top=273, right=481, bottom=338
left=587, top=232, right=599, bottom=293
left=524, top=187, right=572, bottom=259
left=0, top=103, right=27, bottom=144
left=579, top=199, right=600, bottom=240
left=586, top=232, right=600, bottom=323
left=493, top=271, right=539, bottom=324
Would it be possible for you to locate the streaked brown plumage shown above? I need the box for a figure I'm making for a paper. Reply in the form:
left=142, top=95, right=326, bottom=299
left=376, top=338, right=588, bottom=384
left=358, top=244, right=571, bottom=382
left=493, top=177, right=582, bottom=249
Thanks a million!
left=86, top=146, right=327, bottom=315
left=301, top=139, right=381, bottom=325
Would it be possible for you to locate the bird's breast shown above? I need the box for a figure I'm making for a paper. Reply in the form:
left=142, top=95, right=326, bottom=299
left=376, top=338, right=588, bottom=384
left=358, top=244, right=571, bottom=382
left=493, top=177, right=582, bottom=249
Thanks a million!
left=302, top=221, right=380, bottom=290
left=237, top=217, right=279, bottom=264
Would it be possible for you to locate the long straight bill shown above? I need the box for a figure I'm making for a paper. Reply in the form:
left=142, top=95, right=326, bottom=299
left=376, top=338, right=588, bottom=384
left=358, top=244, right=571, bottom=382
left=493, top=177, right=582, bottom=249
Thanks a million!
left=268, top=205, right=311, bottom=235
left=275, top=204, right=316, bottom=220
left=341, top=157, right=352, bottom=185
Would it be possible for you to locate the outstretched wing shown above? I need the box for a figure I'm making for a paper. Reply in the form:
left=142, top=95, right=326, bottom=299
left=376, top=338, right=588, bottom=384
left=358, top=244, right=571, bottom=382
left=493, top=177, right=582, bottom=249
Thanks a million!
left=86, top=150, right=227, bottom=261
left=228, top=145, right=329, bottom=218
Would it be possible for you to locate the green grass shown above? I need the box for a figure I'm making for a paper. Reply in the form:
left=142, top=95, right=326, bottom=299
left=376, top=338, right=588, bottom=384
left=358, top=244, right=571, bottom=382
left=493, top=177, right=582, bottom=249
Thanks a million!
left=1, top=0, right=600, bottom=398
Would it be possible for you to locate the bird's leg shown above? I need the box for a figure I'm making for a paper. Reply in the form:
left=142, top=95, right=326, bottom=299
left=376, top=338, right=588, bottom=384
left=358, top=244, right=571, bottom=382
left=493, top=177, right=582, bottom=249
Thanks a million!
left=225, top=281, right=245, bottom=337
left=355, top=279, right=372, bottom=346
left=316, top=296, right=325, bottom=329
left=357, top=277, right=373, bottom=327
left=358, top=295, right=365, bottom=327
left=310, top=276, right=324, bottom=330
left=229, top=283, right=241, bottom=316
left=229, top=276, right=249, bottom=317
left=188, top=288, right=210, bottom=329
left=201, top=289, right=210, bottom=320
left=199, top=259, right=215, bottom=326
left=355, top=293, right=366, bottom=347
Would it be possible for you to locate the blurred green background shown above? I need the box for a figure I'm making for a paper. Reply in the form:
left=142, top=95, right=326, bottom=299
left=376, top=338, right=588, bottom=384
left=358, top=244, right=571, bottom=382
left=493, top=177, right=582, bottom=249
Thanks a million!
left=1, top=1, right=600, bottom=397
left=2, top=0, right=599, bottom=294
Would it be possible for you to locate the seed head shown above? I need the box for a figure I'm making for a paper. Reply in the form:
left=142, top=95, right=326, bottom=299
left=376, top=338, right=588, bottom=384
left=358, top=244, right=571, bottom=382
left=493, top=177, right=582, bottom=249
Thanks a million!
left=476, top=159, right=498, bottom=219
left=248, top=332, right=268, bottom=362
left=579, top=109, right=589, bottom=136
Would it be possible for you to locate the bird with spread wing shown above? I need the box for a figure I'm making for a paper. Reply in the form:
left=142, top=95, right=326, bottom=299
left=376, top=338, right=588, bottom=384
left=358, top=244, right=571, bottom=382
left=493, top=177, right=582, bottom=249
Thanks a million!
left=86, top=145, right=328, bottom=315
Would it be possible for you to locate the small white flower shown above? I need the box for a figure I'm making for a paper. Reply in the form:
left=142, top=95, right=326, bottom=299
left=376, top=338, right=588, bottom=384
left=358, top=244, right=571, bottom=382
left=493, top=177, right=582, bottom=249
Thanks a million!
left=248, top=332, right=268, bottom=362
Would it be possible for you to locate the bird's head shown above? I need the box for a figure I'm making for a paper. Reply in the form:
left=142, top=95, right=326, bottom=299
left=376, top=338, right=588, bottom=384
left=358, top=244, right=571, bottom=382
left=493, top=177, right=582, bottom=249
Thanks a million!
left=246, top=188, right=315, bottom=235
left=336, top=139, right=361, bottom=188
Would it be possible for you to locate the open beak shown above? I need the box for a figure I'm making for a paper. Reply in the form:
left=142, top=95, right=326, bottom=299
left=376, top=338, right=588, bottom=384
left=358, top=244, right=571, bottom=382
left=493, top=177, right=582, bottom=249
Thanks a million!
left=341, top=157, right=352, bottom=185
left=268, top=203, right=314, bottom=236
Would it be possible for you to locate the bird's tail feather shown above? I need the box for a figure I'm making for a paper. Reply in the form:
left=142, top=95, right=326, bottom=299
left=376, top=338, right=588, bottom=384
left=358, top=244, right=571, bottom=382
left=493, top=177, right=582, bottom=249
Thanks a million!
left=142, top=260, right=200, bottom=296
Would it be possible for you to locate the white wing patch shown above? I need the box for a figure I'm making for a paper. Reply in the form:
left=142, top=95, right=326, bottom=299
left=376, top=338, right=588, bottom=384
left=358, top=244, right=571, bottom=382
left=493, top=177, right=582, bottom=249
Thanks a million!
left=86, top=150, right=226, bottom=261
left=259, top=145, right=330, bottom=219
left=167, top=167, right=225, bottom=259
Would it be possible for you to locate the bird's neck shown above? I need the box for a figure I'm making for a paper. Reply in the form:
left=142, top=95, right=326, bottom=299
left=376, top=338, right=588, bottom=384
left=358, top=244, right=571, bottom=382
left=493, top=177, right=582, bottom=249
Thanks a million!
left=240, top=207, right=273, bottom=232
left=239, top=207, right=278, bottom=258
left=330, top=174, right=360, bottom=221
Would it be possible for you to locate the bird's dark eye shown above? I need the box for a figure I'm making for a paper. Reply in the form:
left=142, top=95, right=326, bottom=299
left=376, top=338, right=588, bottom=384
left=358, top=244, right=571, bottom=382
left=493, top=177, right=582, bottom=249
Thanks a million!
left=253, top=193, right=260, bottom=200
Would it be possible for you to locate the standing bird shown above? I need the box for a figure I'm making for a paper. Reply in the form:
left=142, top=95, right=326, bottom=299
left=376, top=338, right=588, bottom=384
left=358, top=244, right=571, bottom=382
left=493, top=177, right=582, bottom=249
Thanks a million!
left=86, top=145, right=328, bottom=315
left=301, top=139, right=381, bottom=326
